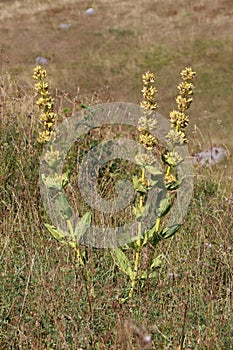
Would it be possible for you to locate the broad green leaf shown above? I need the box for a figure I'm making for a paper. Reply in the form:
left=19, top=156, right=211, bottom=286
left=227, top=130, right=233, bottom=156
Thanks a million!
left=142, top=222, right=158, bottom=246
left=166, top=179, right=180, bottom=190
left=160, top=224, right=181, bottom=239
left=132, top=176, right=147, bottom=193
left=150, top=175, right=166, bottom=190
left=74, top=212, right=92, bottom=242
left=44, top=223, right=68, bottom=242
left=55, top=193, right=73, bottom=220
left=145, top=165, right=162, bottom=176
left=111, top=248, right=134, bottom=280
left=157, top=196, right=172, bottom=218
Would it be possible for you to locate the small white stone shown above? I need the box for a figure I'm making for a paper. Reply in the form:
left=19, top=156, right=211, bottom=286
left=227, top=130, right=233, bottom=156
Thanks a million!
left=144, top=335, right=151, bottom=342
left=85, top=8, right=95, bottom=15
left=58, top=23, right=71, bottom=30
left=35, top=56, right=48, bottom=65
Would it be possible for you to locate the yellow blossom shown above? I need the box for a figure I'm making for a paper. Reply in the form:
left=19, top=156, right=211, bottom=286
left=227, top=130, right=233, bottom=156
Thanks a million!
left=33, top=66, right=46, bottom=80
left=139, top=132, right=157, bottom=149
left=37, top=129, right=55, bottom=144
left=163, top=150, right=183, bottom=166
left=164, top=173, right=177, bottom=186
left=35, top=81, right=49, bottom=96
left=180, top=67, right=196, bottom=81
left=142, top=71, right=155, bottom=85
left=175, top=95, right=192, bottom=112
left=177, top=81, right=194, bottom=96
left=169, top=110, right=189, bottom=128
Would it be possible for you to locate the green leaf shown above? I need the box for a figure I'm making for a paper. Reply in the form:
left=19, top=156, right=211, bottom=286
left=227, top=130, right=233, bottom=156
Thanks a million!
left=55, top=193, right=73, bottom=220
left=44, top=223, right=68, bottom=242
left=150, top=174, right=166, bottom=190
left=74, top=211, right=92, bottom=242
left=111, top=248, right=134, bottom=280
left=62, top=170, right=70, bottom=188
left=166, top=179, right=180, bottom=190
left=160, top=224, right=181, bottom=239
left=157, top=196, right=172, bottom=218
left=143, top=224, right=160, bottom=246
left=132, top=176, right=147, bottom=193
left=145, top=165, right=162, bottom=176
left=133, top=202, right=150, bottom=221
left=150, top=254, right=163, bottom=269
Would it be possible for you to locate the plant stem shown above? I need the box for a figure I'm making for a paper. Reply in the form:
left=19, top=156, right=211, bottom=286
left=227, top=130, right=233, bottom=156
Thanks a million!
left=66, top=218, right=85, bottom=266
left=155, top=217, right=161, bottom=233
left=129, top=168, right=145, bottom=299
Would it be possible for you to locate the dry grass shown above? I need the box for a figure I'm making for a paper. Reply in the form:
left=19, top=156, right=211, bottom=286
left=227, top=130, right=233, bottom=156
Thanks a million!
left=0, top=0, right=233, bottom=349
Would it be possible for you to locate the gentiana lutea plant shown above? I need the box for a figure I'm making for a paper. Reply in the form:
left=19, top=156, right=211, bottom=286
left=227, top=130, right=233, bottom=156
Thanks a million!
left=110, top=67, right=196, bottom=301
left=33, top=66, right=92, bottom=269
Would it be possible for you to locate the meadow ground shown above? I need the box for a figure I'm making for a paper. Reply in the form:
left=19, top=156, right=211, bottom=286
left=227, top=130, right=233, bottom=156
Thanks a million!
left=0, top=0, right=233, bottom=349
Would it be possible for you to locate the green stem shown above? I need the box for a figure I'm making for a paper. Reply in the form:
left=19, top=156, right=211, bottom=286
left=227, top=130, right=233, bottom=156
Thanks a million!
left=155, top=217, right=161, bottom=233
left=66, top=218, right=85, bottom=266
left=128, top=167, right=145, bottom=299
left=166, top=165, right=171, bottom=176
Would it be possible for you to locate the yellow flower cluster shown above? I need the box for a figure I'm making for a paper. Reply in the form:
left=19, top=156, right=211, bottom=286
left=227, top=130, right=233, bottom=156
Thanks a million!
left=163, top=150, right=183, bottom=167
left=169, top=67, right=196, bottom=142
left=138, top=71, right=158, bottom=156
left=169, top=110, right=189, bottom=129
left=164, top=67, right=196, bottom=187
left=140, top=71, right=158, bottom=115
left=139, top=133, right=157, bottom=150
left=33, top=66, right=57, bottom=144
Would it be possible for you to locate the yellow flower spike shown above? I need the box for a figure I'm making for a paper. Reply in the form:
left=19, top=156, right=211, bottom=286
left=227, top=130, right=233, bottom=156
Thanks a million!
left=33, top=65, right=57, bottom=144
left=141, top=86, right=157, bottom=101
left=140, top=100, right=158, bottom=115
left=135, top=153, right=156, bottom=166
left=140, top=71, right=158, bottom=116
